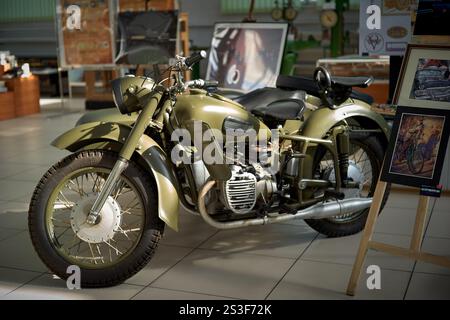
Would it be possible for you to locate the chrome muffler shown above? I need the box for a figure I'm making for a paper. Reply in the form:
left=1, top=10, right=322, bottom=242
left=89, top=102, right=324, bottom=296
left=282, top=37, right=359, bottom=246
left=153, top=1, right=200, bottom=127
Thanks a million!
left=198, top=180, right=372, bottom=230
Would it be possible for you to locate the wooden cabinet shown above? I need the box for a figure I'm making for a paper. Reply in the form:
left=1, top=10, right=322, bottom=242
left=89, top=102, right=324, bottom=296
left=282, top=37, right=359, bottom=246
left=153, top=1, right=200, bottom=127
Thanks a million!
left=5, top=76, right=40, bottom=116
left=0, top=75, right=40, bottom=120
left=0, top=92, right=15, bottom=120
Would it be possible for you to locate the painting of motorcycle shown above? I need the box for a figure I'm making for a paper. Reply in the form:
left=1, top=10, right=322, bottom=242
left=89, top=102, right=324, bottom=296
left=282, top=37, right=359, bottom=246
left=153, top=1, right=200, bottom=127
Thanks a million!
left=381, top=106, right=450, bottom=188
left=395, top=44, right=450, bottom=109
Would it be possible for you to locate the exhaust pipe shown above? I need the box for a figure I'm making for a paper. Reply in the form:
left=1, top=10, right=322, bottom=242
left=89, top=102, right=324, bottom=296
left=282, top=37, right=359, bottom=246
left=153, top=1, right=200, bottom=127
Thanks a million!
left=198, top=180, right=372, bottom=230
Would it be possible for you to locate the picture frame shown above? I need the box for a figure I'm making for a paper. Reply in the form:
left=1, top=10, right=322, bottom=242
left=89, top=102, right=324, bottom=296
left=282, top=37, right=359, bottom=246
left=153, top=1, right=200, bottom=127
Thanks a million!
left=205, top=22, right=288, bottom=92
left=394, top=44, right=450, bottom=109
left=380, top=105, right=450, bottom=188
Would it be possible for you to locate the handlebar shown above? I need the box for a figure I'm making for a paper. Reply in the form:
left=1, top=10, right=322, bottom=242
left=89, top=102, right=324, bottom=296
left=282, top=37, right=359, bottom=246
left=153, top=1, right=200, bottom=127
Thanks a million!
left=184, top=79, right=219, bottom=90
left=184, top=50, right=207, bottom=68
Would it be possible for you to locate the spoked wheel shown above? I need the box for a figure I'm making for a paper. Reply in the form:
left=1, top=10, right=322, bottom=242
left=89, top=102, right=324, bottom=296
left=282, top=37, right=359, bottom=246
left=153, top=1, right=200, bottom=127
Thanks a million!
left=305, top=132, right=390, bottom=237
left=29, top=150, right=164, bottom=287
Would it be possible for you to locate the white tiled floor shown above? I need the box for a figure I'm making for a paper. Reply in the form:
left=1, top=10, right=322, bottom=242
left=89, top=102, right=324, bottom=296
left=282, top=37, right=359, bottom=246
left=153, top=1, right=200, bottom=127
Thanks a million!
left=0, top=99, right=449, bottom=300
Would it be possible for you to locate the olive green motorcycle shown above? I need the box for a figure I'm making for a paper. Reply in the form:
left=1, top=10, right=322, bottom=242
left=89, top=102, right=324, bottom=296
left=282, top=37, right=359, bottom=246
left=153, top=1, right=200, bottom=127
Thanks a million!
left=29, top=51, right=391, bottom=287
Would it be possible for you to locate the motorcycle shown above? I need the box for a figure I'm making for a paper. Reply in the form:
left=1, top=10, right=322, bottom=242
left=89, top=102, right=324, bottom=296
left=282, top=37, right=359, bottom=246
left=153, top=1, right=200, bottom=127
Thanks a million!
left=28, top=51, right=391, bottom=287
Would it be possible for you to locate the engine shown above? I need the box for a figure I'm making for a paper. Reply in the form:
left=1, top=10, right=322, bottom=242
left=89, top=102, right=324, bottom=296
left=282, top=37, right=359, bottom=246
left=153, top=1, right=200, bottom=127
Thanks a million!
left=191, top=161, right=277, bottom=215
left=221, top=168, right=257, bottom=214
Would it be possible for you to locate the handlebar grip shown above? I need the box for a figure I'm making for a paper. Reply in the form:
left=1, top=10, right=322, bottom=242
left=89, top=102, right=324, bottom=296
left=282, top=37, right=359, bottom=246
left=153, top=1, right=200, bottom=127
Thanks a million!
left=203, top=80, right=219, bottom=88
left=185, top=50, right=207, bottom=68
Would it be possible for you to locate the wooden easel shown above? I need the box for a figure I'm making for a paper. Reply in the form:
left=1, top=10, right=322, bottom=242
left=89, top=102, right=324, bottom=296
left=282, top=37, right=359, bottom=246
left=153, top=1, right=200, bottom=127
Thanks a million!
left=346, top=179, right=450, bottom=296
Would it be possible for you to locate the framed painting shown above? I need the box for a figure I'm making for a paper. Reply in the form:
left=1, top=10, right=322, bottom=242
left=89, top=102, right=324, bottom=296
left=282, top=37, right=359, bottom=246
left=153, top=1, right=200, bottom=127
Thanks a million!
left=381, top=105, right=450, bottom=188
left=394, top=44, right=450, bottom=109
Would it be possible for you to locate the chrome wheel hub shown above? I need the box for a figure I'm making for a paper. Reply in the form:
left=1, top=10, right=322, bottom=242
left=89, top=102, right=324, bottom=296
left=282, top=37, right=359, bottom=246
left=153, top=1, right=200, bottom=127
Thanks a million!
left=343, top=160, right=365, bottom=198
left=70, top=195, right=121, bottom=244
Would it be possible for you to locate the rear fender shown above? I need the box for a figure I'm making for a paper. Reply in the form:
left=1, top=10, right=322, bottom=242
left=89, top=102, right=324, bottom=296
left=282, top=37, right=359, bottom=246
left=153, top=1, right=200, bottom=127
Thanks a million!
left=301, top=103, right=390, bottom=142
left=51, top=122, right=180, bottom=231
left=300, top=104, right=390, bottom=181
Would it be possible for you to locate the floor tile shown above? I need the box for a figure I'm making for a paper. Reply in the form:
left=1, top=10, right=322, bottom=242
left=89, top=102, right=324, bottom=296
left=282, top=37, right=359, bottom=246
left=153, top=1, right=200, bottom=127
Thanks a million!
left=152, top=249, right=294, bottom=300
left=126, top=244, right=192, bottom=286
left=6, top=166, right=49, bottom=183
left=133, top=287, right=232, bottom=300
left=199, top=223, right=316, bottom=259
left=385, top=192, right=425, bottom=210
left=0, top=232, right=48, bottom=272
left=0, top=163, right=39, bottom=179
left=375, top=207, right=429, bottom=236
left=4, top=273, right=144, bottom=300
left=0, top=267, right=42, bottom=297
left=267, top=260, right=410, bottom=300
left=0, top=228, right=22, bottom=241
left=434, top=196, right=450, bottom=212
left=426, top=209, right=450, bottom=239
left=161, top=211, right=217, bottom=248
left=405, top=272, right=450, bottom=300
left=0, top=180, right=36, bottom=202
left=302, top=233, right=415, bottom=272
left=4, top=147, right=69, bottom=166
left=415, top=237, right=450, bottom=276
left=0, top=202, right=29, bottom=230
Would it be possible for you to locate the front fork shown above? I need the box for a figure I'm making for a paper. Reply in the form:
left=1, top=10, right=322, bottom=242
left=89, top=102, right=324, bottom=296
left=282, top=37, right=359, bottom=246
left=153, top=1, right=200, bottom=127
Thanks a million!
left=86, top=92, right=163, bottom=224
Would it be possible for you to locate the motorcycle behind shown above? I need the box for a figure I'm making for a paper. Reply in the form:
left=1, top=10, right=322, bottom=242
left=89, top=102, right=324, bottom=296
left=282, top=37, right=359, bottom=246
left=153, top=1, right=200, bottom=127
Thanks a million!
left=28, top=52, right=391, bottom=287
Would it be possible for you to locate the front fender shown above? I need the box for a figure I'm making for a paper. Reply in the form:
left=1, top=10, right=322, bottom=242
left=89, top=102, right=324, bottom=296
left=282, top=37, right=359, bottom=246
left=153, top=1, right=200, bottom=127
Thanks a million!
left=301, top=103, right=390, bottom=141
left=51, top=122, right=180, bottom=231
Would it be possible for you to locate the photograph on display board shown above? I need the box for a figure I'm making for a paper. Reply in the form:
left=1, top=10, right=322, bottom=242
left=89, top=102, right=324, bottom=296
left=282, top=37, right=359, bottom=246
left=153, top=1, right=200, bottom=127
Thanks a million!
left=206, top=23, right=288, bottom=92
left=381, top=106, right=450, bottom=188
left=115, top=10, right=178, bottom=65
left=56, top=0, right=116, bottom=67
left=414, top=0, right=450, bottom=36
left=395, top=44, right=450, bottom=108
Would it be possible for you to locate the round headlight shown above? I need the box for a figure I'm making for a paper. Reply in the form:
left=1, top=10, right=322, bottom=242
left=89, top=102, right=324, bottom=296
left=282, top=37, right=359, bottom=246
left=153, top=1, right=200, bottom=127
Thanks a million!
left=111, top=76, right=155, bottom=114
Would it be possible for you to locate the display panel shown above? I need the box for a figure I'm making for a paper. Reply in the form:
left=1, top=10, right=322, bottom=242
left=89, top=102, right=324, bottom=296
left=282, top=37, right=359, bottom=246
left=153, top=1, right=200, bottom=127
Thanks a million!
left=206, top=23, right=288, bottom=92
left=115, top=10, right=179, bottom=65
left=56, top=0, right=116, bottom=68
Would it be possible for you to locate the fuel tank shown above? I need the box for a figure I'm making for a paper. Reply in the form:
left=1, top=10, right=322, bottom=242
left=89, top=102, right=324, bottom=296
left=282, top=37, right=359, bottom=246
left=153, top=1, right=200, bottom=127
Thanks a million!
left=171, top=89, right=271, bottom=140
left=170, top=89, right=272, bottom=181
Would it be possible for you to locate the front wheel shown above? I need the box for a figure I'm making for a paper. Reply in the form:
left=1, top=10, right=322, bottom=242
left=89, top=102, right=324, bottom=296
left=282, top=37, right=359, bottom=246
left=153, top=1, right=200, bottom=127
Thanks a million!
left=28, top=150, right=164, bottom=288
left=305, top=133, right=390, bottom=237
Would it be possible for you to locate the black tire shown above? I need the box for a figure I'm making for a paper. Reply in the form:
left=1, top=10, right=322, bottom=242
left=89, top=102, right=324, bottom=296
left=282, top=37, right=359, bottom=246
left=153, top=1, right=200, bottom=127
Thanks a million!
left=305, top=134, right=391, bottom=237
left=28, top=150, right=164, bottom=288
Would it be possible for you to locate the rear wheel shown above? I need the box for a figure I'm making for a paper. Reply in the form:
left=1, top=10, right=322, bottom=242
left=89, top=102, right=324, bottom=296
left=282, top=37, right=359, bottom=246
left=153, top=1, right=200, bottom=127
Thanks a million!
left=29, top=150, right=164, bottom=287
left=407, top=145, right=424, bottom=174
left=305, top=133, right=390, bottom=237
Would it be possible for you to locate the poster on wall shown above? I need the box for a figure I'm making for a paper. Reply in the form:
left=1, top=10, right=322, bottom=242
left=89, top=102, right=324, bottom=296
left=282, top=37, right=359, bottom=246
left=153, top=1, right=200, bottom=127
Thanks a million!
left=206, top=23, right=288, bottom=92
left=115, top=10, right=179, bottom=65
left=56, top=0, right=116, bottom=68
left=359, top=0, right=414, bottom=56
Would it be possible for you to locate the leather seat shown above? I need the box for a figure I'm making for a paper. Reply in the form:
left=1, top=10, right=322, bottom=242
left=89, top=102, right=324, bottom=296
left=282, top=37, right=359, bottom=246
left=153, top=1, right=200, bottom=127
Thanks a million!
left=332, top=76, right=373, bottom=88
left=276, top=75, right=375, bottom=105
left=234, top=87, right=306, bottom=121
